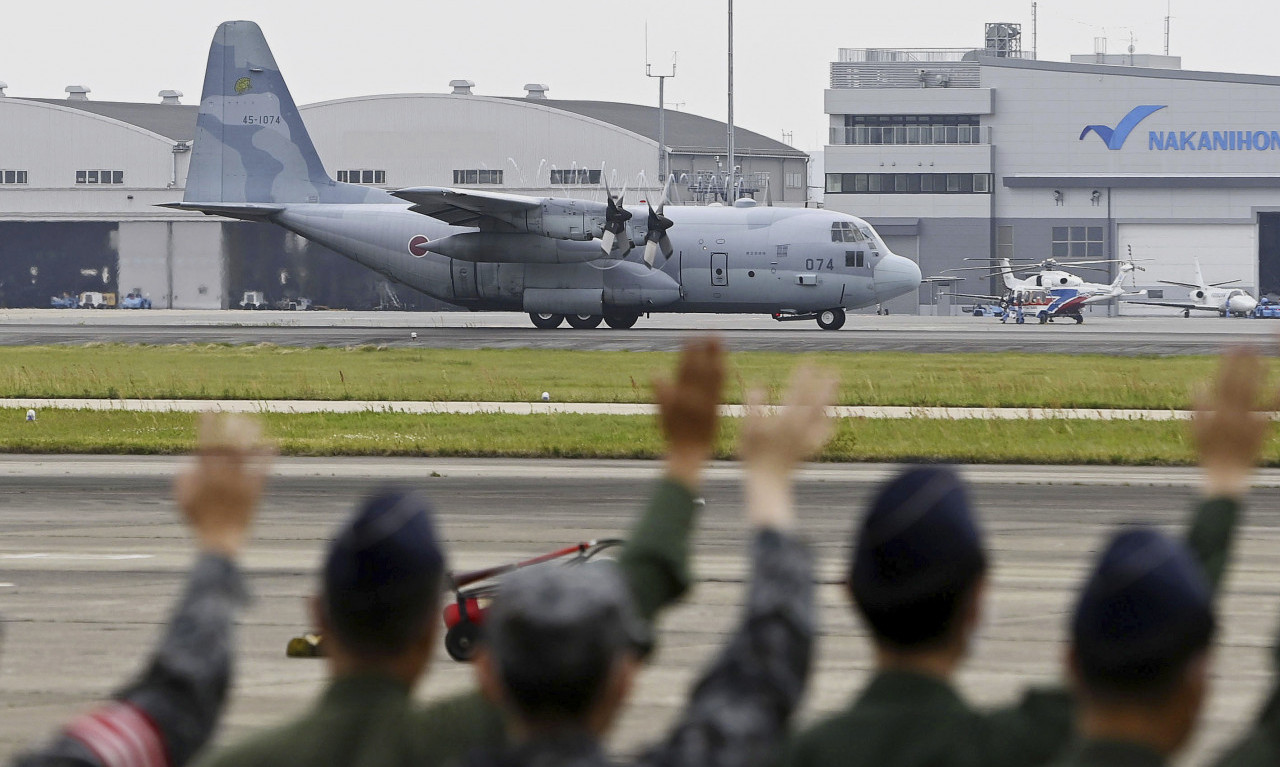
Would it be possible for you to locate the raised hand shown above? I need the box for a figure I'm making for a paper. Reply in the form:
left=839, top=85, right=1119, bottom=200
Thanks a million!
left=653, top=337, right=727, bottom=490
left=173, top=413, right=274, bottom=557
left=740, top=365, right=840, bottom=530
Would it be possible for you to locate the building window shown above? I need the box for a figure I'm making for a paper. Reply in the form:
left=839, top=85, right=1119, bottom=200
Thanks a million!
left=832, top=114, right=985, bottom=145
left=337, top=169, right=386, bottom=184
left=1051, top=226, right=1105, bottom=259
left=996, top=225, right=1014, bottom=262
left=785, top=172, right=803, bottom=189
left=76, top=170, right=123, bottom=185
left=452, top=169, right=503, bottom=185
left=549, top=169, right=602, bottom=185
left=0, top=170, right=28, bottom=184
left=825, top=172, right=992, bottom=194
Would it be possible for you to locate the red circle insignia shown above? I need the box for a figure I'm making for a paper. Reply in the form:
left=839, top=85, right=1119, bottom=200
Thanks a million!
left=408, top=234, right=431, bottom=257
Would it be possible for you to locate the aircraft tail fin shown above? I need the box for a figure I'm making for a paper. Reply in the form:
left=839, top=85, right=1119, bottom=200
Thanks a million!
left=1193, top=258, right=1208, bottom=291
left=184, top=21, right=378, bottom=205
left=997, top=258, right=1019, bottom=290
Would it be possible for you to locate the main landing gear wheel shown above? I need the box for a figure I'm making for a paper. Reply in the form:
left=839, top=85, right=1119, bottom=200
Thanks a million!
left=566, top=314, right=603, bottom=329
left=603, top=311, right=640, bottom=329
left=1038, top=312, right=1048, bottom=325
left=444, top=622, right=480, bottom=662
left=529, top=312, right=565, bottom=329
left=1074, top=314, right=1085, bottom=324
left=816, top=308, right=846, bottom=330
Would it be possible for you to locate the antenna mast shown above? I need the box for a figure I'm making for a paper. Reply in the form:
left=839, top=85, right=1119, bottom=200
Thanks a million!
left=727, top=0, right=736, bottom=201
left=645, top=26, right=677, bottom=186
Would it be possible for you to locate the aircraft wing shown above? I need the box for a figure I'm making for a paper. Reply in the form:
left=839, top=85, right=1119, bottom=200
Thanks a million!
left=391, top=187, right=543, bottom=227
left=1125, top=300, right=1221, bottom=312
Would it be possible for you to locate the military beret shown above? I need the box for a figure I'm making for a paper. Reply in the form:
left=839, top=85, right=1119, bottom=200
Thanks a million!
left=850, top=466, right=986, bottom=608
left=1072, top=527, right=1214, bottom=690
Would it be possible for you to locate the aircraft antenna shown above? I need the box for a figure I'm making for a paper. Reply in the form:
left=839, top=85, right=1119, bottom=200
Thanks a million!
left=645, top=26, right=677, bottom=189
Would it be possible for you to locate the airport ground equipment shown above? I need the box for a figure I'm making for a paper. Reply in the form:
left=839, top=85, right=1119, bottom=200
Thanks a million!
left=442, top=539, right=624, bottom=662
left=120, top=289, right=152, bottom=309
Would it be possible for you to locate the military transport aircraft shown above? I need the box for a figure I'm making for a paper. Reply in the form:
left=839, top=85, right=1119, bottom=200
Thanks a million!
left=164, top=21, right=921, bottom=330
left=1125, top=258, right=1258, bottom=317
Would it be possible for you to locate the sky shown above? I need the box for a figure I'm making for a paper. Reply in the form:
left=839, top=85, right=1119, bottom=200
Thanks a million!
left=4, top=0, right=1278, bottom=153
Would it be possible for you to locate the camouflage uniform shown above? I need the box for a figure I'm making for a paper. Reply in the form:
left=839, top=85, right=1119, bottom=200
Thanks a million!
left=195, top=479, right=704, bottom=767
left=782, top=496, right=1239, bottom=767
left=13, top=554, right=248, bottom=767
left=462, top=528, right=814, bottom=767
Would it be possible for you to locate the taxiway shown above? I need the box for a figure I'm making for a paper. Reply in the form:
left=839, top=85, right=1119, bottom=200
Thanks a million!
left=1, top=456, right=1277, bottom=763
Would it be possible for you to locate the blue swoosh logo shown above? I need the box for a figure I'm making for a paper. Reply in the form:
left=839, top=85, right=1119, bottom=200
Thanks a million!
left=1079, top=105, right=1167, bottom=149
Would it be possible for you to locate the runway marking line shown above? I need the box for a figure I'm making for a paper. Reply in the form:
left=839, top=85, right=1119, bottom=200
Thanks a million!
left=0, top=553, right=153, bottom=561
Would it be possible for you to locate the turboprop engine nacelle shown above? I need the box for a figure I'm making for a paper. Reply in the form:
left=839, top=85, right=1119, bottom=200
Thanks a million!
left=424, top=232, right=609, bottom=264
left=484, top=200, right=606, bottom=241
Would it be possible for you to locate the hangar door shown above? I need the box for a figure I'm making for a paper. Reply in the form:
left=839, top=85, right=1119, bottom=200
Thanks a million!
left=1115, top=223, right=1256, bottom=293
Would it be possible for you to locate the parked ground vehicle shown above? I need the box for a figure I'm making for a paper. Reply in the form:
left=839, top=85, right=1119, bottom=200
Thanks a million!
left=50, top=293, right=77, bottom=308
left=1253, top=297, right=1280, bottom=318
left=240, top=291, right=270, bottom=310
left=78, top=291, right=116, bottom=309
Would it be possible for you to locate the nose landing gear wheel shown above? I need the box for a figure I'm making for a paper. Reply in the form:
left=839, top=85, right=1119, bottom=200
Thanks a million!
left=529, top=312, right=565, bottom=329
left=816, top=308, right=846, bottom=330
left=603, top=311, right=640, bottom=329
left=565, top=314, right=603, bottom=329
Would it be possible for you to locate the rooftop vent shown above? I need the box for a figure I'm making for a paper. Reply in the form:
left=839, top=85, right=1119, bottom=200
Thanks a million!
left=158, top=89, right=183, bottom=105
left=449, top=79, right=475, bottom=95
left=0, top=81, right=7, bottom=97
left=65, top=85, right=90, bottom=101
left=523, top=83, right=549, bottom=99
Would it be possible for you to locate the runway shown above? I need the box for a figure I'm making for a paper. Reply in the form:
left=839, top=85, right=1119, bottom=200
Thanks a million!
left=2, top=456, right=1278, bottom=765
left=2, top=309, right=1275, bottom=355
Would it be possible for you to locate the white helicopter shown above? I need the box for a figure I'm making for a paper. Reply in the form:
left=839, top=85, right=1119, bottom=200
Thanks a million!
left=948, top=257, right=1144, bottom=324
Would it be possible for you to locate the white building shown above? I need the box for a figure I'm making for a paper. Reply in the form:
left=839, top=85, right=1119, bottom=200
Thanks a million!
left=823, top=24, right=1280, bottom=313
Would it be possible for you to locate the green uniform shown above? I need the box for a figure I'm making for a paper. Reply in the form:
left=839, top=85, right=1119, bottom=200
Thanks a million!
left=196, top=479, right=701, bottom=767
left=1047, top=739, right=1166, bottom=767
left=783, top=495, right=1239, bottom=767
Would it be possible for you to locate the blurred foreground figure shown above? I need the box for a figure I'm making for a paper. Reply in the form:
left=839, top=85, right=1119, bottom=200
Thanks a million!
left=785, top=347, right=1268, bottom=767
left=468, top=368, right=837, bottom=767
left=195, top=339, right=728, bottom=767
left=13, top=414, right=271, bottom=767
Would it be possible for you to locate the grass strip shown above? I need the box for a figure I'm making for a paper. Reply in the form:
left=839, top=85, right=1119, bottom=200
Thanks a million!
left=0, top=408, right=1259, bottom=466
left=0, top=345, right=1245, bottom=409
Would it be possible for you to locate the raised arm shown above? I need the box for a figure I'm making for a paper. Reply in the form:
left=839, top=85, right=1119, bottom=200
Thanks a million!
left=1186, top=346, right=1274, bottom=591
left=13, top=414, right=271, bottom=767
left=641, top=366, right=836, bottom=767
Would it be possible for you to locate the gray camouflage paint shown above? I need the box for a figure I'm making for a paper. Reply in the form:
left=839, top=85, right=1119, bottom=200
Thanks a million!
left=180, top=21, right=921, bottom=323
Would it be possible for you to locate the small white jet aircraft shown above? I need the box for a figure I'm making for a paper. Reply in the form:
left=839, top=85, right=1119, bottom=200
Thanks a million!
left=1126, top=258, right=1258, bottom=317
left=950, top=258, right=1140, bottom=324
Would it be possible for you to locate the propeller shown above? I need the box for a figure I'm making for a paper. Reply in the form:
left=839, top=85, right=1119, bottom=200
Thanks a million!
left=599, top=181, right=633, bottom=256
left=642, top=175, right=675, bottom=268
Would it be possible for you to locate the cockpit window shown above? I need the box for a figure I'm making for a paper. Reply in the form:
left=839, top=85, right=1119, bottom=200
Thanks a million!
left=830, top=221, right=865, bottom=243
left=857, top=226, right=876, bottom=243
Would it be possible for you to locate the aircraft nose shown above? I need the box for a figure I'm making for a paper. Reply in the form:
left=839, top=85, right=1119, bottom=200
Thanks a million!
left=1232, top=294, right=1258, bottom=314
left=874, top=254, right=922, bottom=301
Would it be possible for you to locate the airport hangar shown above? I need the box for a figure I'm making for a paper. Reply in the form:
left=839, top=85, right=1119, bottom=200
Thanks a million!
left=822, top=24, right=1280, bottom=314
left=0, top=81, right=807, bottom=310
